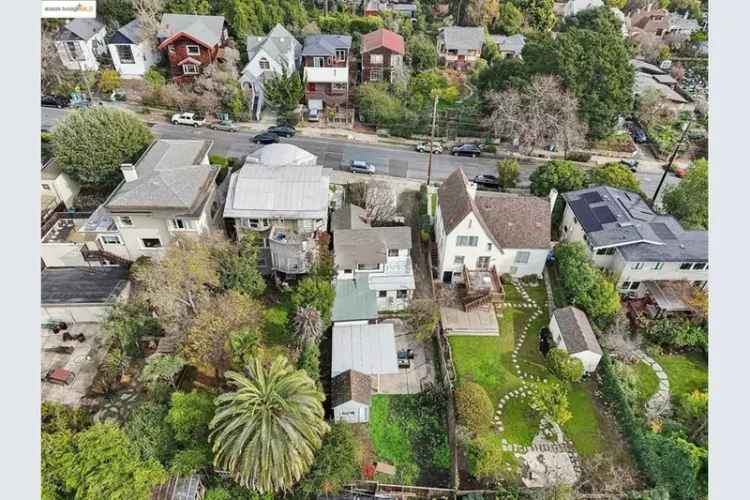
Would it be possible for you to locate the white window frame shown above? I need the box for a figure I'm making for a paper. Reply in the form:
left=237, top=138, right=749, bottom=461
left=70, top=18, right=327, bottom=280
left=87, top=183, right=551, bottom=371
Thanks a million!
left=140, top=238, right=163, bottom=249
left=621, top=281, right=631, bottom=290
left=186, top=45, right=201, bottom=56
left=259, top=57, right=270, bottom=70
left=100, top=235, right=122, bottom=245
left=370, top=53, right=383, bottom=64
left=115, top=44, right=135, bottom=64
left=456, top=235, right=478, bottom=247
left=168, top=44, right=175, bottom=53
left=357, top=263, right=380, bottom=271
left=632, top=262, right=645, bottom=270
left=397, top=289, right=408, bottom=299
left=182, top=63, right=199, bottom=75
left=653, top=262, right=664, bottom=270
left=692, top=262, right=707, bottom=270
left=118, top=216, right=134, bottom=227
left=378, top=290, right=388, bottom=298
left=313, top=56, right=324, bottom=67
left=388, top=249, right=399, bottom=257
left=336, top=49, right=347, bottom=62
left=170, top=218, right=194, bottom=231
left=454, top=256, right=465, bottom=265
left=514, top=251, right=531, bottom=264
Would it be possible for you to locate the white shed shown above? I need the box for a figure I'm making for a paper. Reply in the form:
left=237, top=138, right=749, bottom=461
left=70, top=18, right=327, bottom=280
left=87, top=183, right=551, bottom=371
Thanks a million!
left=331, top=369, right=373, bottom=423
left=549, top=306, right=603, bottom=373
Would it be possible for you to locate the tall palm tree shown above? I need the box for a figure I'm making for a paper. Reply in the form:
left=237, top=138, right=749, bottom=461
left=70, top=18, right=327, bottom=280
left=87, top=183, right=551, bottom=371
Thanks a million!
left=209, top=356, right=329, bottom=493
left=294, top=306, right=323, bottom=348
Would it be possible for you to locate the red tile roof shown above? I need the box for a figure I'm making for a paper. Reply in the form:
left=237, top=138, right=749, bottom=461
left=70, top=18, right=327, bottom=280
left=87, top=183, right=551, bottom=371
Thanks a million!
left=361, top=28, right=405, bottom=55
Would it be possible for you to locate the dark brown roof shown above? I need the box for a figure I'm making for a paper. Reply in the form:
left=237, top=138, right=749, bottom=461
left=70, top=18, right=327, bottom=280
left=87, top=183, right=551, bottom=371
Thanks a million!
left=331, top=369, right=372, bottom=406
left=475, top=192, right=550, bottom=249
left=437, top=169, right=474, bottom=235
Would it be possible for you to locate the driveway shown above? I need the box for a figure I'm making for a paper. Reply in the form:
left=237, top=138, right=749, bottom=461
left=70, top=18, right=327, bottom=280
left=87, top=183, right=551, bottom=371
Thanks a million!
left=377, top=319, right=435, bottom=394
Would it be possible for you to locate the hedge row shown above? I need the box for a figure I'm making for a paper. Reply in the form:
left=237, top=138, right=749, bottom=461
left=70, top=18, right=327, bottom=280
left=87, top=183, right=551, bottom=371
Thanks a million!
left=417, top=184, right=432, bottom=242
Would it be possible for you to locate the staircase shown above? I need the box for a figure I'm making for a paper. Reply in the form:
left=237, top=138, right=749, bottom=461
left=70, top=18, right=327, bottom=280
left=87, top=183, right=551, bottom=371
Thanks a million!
left=81, top=245, right=132, bottom=267
left=463, top=293, right=492, bottom=311
left=429, top=241, right=439, bottom=279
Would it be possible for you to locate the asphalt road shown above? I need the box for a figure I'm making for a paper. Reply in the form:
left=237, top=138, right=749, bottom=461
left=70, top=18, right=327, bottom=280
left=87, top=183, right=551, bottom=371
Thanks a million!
left=42, top=106, right=678, bottom=199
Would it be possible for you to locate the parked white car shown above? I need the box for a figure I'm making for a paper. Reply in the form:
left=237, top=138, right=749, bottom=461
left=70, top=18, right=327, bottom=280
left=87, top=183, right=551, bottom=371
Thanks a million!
left=171, top=112, right=206, bottom=127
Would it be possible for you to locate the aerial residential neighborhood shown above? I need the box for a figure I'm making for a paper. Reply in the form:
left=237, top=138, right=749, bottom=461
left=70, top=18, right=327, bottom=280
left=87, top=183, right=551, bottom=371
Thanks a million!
left=39, top=1, right=709, bottom=499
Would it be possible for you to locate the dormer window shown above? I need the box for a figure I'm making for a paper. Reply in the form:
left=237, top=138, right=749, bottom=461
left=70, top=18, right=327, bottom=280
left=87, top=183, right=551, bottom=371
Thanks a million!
left=259, top=57, right=270, bottom=70
left=388, top=249, right=399, bottom=257
left=336, top=49, right=347, bottom=62
left=186, top=45, right=201, bottom=56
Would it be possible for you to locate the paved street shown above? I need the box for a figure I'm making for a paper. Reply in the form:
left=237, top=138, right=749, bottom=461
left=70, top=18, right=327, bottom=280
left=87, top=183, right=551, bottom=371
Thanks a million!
left=42, top=107, right=678, bottom=199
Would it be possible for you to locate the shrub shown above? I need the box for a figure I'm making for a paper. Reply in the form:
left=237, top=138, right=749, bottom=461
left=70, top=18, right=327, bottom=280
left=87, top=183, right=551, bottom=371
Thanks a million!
left=642, top=317, right=707, bottom=350
left=97, top=69, right=121, bottom=93
left=565, top=151, right=592, bottom=162
left=467, top=434, right=507, bottom=480
left=547, top=347, right=584, bottom=383
left=529, top=379, right=572, bottom=426
left=144, top=68, right=167, bottom=88
left=455, top=382, right=494, bottom=432
left=530, top=160, right=587, bottom=196
left=407, top=300, right=440, bottom=342
left=209, top=154, right=229, bottom=167
left=284, top=110, right=301, bottom=127
left=483, top=144, right=497, bottom=153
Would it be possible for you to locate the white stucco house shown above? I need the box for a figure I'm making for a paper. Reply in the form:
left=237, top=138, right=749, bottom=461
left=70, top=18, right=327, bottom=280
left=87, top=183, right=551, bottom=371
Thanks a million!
left=55, top=18, right=107, bottom=71
left=549, top=306, right=602, bottom=373
left=435, top=169, right=551, bottom=284
left=41, top=158, right=80, bottom=217
left=560, top=186, right=708, bottom=297
left=108, top=18, right=162, bottom=78
left=556, top=0, right=603, bottom=17
left=332, top=204, right=415, bottom=312
left=331, top=369, right=373, bottom=423
left=239, top=24, right=302, bottom=120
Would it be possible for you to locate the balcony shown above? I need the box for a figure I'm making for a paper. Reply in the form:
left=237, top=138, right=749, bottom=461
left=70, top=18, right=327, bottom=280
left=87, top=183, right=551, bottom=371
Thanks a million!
left=41, top=212, right=95, bottom=243
left=267, top=226, right=319, bottom=275
left=304, top=66, right=349, bottom=84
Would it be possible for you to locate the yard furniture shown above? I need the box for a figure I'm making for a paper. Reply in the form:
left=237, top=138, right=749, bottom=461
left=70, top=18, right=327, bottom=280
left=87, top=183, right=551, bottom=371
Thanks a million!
left=44, top=368, right=76, bottom=385
left=44, top=346, right=75, bottom=355
left=62, top=331, right=74, bottom=342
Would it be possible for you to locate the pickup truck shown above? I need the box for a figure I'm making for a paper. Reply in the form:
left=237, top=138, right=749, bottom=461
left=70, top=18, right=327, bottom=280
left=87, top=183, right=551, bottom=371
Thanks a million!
left=171, top=112, right=206, bottom=127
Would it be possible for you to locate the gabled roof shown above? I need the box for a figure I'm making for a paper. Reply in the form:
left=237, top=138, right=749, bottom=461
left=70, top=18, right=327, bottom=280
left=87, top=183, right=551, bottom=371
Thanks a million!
left=42, top=267, right=129, bottom=305
left=438, top=26, right=485, bottom=51
left=552, top=306, right=602, bottom=355
left=56, top=18, right=105, bottom=41
left=332, top=323, right=398, bottom=377
left=158, top=13, right=225, bottom=48
left=437, top=169, right=475, bottom=235
left=562, top=186, right=707, bottom=262
left=361, top=28, right=405, bottom=55
left=302, top=34, right=352, bottom=56
left=334, top=226, right=412, bottom=269
left=491, top=34, right=526, bottom=54
left=111, top=18, right=146, bottom=45
left=245, top=24, right=301, bottom=71
left=331, top=370, right=372, bottom=407
left=474, top=192, right=551, bottom=249
left=332, top=204, right=370, bottom=231
left=332, top=278, right=378, bottom=323
left=105, top=140, right=216, bottom=211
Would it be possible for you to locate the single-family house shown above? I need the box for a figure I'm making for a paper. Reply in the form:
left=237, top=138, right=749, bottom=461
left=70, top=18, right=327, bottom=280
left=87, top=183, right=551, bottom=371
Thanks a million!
left=332, top=369, right=374, bottom=423
left=333, top=211, right=415, bottom=311
left=549, top=306, right=603, bottom=373
left=223, top=144, right=331, bottom=278
left=332, top=323, right=399, bottom=382
left=489, top=34, right=526, bottom=59
left=302, top=34, right=353, bottom=112
left=151, top=474, right=205, bottom=500
left=435, top=169, right=551, bottom=284
left=437, top=27, right=484, bottom=70
left=41, top=266, right=130, bottom=324
left=628, top=6, right=700, bottom=41
left=391, top=3, right=419, bottom=20
left=73, top=139, right=225, bottom=262
left=157, top=14, right=228, bottom=83
left=41, top=159, right=80, bottom=218
left=54, top=18, right=107, bottom=71
left=560, top=185, right=708, bottom=296
left=634, top=71, right=693, bottom=113
left=361, top=28, right=405, bottom=83
left=108, top=18, right=162, bottom=79
left=239, top=24, right=302, bottom=120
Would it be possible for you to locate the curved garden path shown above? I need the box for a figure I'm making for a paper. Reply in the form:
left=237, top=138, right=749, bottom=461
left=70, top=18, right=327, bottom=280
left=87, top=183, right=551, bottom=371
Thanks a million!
left=634, top=350, right=671, bottom=418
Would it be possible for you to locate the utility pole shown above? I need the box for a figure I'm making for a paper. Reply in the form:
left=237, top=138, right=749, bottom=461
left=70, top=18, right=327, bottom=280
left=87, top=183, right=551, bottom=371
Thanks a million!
left=427, top=94, right=439, bottom=186
left=652, top=117, right=693, bottom=205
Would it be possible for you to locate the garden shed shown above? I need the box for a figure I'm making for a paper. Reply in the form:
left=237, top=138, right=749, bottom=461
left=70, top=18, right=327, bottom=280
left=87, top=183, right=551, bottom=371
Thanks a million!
left=331, top=369, right=373, bottom=423
left=549, top=306, right=603, bottom=372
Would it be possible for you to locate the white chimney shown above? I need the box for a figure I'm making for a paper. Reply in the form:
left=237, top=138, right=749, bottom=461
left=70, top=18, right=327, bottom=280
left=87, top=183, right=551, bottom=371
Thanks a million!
left=466, top=179, right=477, bottom=200
left=121, top=163, right=138, bottom=182
left=548, top=188, right=559, bottom=213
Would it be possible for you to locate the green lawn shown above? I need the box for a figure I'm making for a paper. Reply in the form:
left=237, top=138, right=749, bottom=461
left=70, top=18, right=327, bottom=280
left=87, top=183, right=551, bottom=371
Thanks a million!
left=633, top=361, right=660, bottom=406
left=369, top=393, right=450, bottom=486
left=262, top=296, right=295, bottom=359
left=655, top=351, right=708, bottom=399
left=449, top=283, right=606, bottom=455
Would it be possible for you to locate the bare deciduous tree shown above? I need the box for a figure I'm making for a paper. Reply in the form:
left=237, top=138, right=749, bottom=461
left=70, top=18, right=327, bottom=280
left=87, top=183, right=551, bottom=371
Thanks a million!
left=483, top=75, right=587, bottom=155
left=633, top=32, right=667, bottom=63
left=133, top=0, right=163, bottom=45
left=575, top=453, right=639, bottom=497
left=364, top=181, right=398, bottom=224
left=41, top=30, right=68, bottom=93
left=636, top=87, right=675, bottom=128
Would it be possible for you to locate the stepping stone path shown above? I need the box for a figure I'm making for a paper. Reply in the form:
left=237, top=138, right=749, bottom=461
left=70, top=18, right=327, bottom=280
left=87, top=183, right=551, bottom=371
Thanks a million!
left=493, top=279, right=581, bottom=472
left=633, top=350, right=672, bottom=418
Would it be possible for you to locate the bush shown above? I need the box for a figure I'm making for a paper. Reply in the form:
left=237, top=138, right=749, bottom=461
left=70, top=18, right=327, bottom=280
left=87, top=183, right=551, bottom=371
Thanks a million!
left=284, top=110, right=301, bottom=127
left=144, top=68, right=167, bottom=88
left=467, top=434, right=507, bottom=481
left=97, top=69, right=121, bottom=93
left=529, top=160, right=587, bottom=196
left=209, top=154, right=229, bottom=167
left=642, top=317, right=707, bottom=350
left=483, top=144, right=497, bottom=153
left=565, top=151, right=592, bottom=162
left=547, top=347, right=584, bottom=383
left=455, top=382, right=494, bottom=433
left=407, top=300, right=440, bottom=342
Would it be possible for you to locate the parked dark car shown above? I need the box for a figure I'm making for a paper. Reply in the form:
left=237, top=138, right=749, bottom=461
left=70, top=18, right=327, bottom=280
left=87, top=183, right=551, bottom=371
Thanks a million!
left=267, top=125, right=296, bottom=137
left=473, top=174, right=500, bottom=189
left=252, top=132, right=280, bottom=144
left=620, top=159, right=639, bottom=172
left=627, top=124, right=648, bottom=143
left=41, top=95, right=70, bottom=108
left=451, top=143, right=482, bottom=157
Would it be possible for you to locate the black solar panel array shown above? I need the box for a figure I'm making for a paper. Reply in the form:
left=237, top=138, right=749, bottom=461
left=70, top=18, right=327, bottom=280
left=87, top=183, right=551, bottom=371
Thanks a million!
left=582, top=191, right=603, bottom=203
left=592, top=206, right=617, bottom=224
left=569, top=199, right=601, bottom=232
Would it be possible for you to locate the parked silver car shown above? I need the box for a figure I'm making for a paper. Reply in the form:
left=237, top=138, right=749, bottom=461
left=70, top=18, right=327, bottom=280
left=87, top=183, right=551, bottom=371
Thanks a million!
left=350, top=160, right=375, bottom=174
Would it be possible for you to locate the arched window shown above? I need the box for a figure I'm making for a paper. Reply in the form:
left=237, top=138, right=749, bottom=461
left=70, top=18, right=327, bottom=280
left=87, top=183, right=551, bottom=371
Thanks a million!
left=259, top=57, right=270, bottom=70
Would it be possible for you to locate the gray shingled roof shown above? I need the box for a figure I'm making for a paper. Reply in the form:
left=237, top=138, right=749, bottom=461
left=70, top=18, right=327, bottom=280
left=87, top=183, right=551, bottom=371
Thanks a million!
left=42, top=267, right=129, bottom=305
left=56, top=18, right=105, bottom=41
left=332, top=204, right=370, bottom=231
left=552, top=306, right=602, bottom=355
left=111, top=18, right=146, bottom=45
left=475, top=192, right=550, bottom=249
left=332, top=278, right=379, bottom=323
left=245, top=24, right=301, bottom=70
left=331, top=369, right=372, bottom=407
left=158, top=13, right=225, bottom=46
left=439, top=26, right=485, bottom=51
left=437, top=169, right=475, bottom=235
left=334, top=226, right=412, bottom=269
left=491, top=34, right=526, bottom=55
left=105, top=140, right=216, bottom=211
left=302, top=34, right=352, bottom=56
left=562, top=186, right=707, bottom=262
